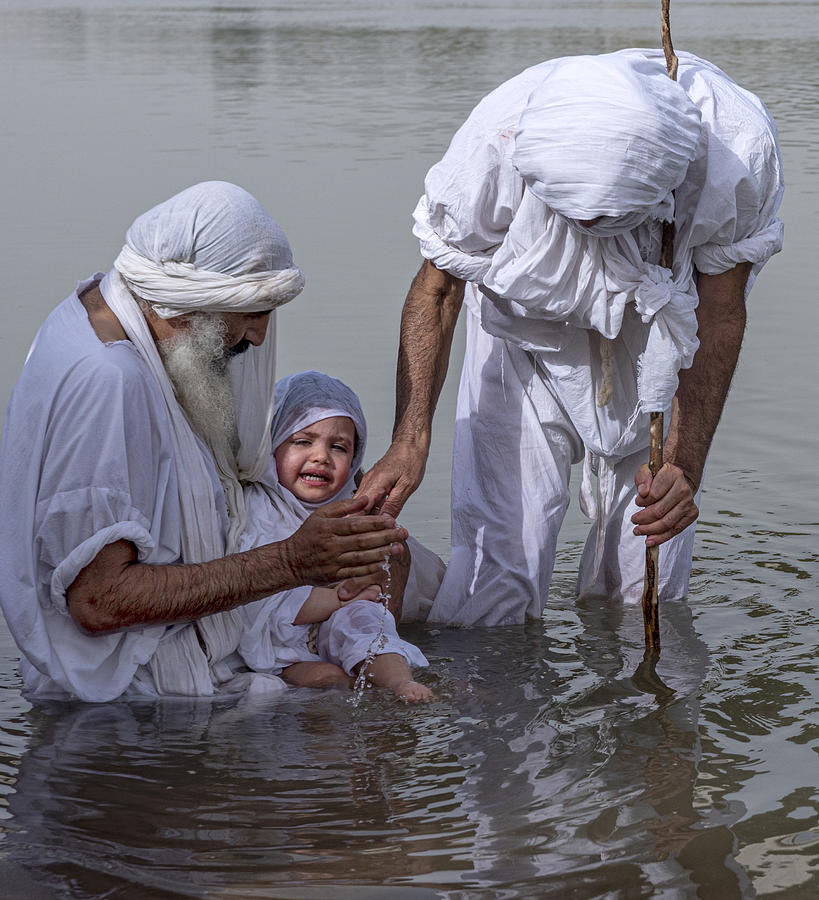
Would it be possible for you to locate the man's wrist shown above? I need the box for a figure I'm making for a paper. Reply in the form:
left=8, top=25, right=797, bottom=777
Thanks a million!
left=389, top=429, right=431, bottom=455
left=663, top=454, right=702, bottom=493
left=253, top=539, right=301, bottom=595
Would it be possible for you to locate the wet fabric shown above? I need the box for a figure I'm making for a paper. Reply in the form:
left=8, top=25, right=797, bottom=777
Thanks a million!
left=417, top=49, right=783, bottom=624
left=240, top=371, right=443, bottom=673
left=429, top=310, right=702, bottom=624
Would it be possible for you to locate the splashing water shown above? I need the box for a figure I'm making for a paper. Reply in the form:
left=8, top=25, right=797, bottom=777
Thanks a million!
left=350, top=557, right=392, bottom=707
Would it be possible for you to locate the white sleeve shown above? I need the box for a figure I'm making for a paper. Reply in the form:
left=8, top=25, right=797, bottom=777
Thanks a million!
left=238, top=586, right=312, bottom=672
left=412, top=106, right=525, bottom=283
left=0, top=343, right=180, bottom=701
left=678, top=66, right=784, bottom=284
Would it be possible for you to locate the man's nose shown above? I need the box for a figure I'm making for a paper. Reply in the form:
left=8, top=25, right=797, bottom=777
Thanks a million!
left=243, top=317, right=270, bottom=346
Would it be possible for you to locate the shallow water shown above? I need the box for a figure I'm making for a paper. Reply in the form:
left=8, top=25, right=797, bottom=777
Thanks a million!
left=0, top=1, right=817, bottom=897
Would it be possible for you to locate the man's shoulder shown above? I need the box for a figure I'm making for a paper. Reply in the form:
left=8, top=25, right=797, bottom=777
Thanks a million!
left=11, top=289, right=164, bottom=428
left=679, top=52, right=777, bottom=139
left=31, top=291, right=148, bottom=383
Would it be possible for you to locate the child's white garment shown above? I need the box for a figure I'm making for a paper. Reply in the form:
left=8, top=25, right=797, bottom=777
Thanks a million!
left=239, top=371, right=443, bottom=674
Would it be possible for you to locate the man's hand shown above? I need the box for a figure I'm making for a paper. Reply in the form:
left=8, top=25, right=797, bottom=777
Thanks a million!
left=279, top=496, right=408, bottom=585
left=360, top=260, right=465, bottom=518
left=337, top=539, right=410, bottom=622
left=632, top=462, right=698, bottom=547
left=356, top=440, right=428, bottom=518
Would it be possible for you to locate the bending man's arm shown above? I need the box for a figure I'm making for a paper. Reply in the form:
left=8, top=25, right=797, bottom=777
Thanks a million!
left=357, top=260, right=465, bottom=518
left=68, top=496, right=407, bottom=634
left=632, top=261, right=752, bottom=546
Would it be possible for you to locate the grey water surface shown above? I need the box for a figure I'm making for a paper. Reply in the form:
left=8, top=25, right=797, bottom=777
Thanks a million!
left=0, top=1, right=817, bottom=897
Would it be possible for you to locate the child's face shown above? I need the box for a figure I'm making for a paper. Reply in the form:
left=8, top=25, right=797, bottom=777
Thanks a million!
left=274, top=415, right=356, bottom=503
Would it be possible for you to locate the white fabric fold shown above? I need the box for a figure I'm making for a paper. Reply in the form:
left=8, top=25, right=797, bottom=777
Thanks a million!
left=114, top=244, right=304, bottom=319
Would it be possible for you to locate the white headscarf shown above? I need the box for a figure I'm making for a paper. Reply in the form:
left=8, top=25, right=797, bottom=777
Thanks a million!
left=99, top=182, right=305, bottom=666
left=257, top=370, right=368, bottom=542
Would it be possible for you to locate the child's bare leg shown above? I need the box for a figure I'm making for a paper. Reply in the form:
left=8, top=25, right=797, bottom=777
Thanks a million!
left=283, top=661, right=352, bottom=689
left=358, top=653, right=435, bottom=702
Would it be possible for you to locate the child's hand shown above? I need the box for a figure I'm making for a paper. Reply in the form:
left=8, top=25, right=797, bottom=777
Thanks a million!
left=340, top=583, right=382, bottom=604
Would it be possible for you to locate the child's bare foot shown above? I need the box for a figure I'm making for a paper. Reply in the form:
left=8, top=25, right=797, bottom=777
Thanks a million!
left=394, top=680, right=435, bottom=702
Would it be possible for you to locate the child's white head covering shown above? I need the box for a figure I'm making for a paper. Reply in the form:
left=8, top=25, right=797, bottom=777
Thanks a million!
left=260, top=370, right=367, bottom=533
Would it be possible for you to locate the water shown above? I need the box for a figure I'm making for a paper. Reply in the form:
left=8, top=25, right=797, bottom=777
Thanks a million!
left=351, top=558, right=392, bottom=706
left=0, top=1, right=817, bottom=896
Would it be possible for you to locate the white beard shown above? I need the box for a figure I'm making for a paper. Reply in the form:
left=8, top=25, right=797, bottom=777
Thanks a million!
left=158, top=314, right=240, bottom=463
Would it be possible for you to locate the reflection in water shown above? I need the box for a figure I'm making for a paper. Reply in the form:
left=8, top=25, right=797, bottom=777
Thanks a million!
left=0, top=595, right=754, bottom=897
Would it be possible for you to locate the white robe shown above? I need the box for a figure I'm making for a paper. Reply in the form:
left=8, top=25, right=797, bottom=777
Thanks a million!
left=0, top=278, right=285, bottom=700
left=417, top=50, right=784, bottom=624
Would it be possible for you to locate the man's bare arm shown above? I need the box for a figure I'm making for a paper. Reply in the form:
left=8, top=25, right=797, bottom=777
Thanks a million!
left=632, top=262, right=752, bottom=545
left=68, top=496, right=408, bottom=634
left=357, top=260, right=465, bottom=517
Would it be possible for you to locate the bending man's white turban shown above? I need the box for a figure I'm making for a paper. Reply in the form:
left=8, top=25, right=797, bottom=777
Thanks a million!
left=512, top=53, right=702, bottom=225
left=505, top=53, right=704, bottom=416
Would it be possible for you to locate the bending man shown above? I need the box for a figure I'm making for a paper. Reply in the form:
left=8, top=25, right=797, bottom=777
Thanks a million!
left=0, top=181, right=406, bottom=699
left=359, top=50, right=783, bottom=625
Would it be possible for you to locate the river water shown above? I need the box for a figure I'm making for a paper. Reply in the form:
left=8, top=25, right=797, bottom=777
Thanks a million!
left=0, top=1, right=816, bottom=897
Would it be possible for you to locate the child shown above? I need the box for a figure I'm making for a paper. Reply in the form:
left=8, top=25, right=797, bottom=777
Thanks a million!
left=240, top=371, right=444, bottom=702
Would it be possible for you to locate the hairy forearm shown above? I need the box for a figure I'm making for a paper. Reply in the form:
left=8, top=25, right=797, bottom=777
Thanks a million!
left=68, top=498, right=408, bottom=635
left=69, top=539, right=304, bottom=634
left=663, top=264, right=751, bottom=487
left=393, top=260, right=465, bottom=448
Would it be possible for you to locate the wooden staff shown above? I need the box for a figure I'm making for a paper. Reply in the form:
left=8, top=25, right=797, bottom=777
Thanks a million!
left=641, top=0, right=679, bottom=652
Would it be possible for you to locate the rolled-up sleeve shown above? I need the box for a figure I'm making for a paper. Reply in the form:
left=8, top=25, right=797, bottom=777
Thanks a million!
left=680, top=69, right=784, bottom=286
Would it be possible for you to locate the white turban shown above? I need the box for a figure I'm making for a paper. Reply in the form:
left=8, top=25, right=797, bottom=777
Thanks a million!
left=512, top=53, right=702, bottom=223
left=113, top=180, right=304, bottom=318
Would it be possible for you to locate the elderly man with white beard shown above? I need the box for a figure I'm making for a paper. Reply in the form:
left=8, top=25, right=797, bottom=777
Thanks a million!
left=0, top=181, right=407, bottom=701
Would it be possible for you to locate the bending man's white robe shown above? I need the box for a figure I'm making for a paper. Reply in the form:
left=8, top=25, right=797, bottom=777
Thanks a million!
left=417, top=50, right=784, bottom=625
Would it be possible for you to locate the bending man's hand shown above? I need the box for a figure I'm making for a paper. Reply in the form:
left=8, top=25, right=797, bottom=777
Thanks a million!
left=281, top=496, right=408, bottom=584
left=632, top=463, right=699, bottom=548
left=356, top=441, right=428, bottom=519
